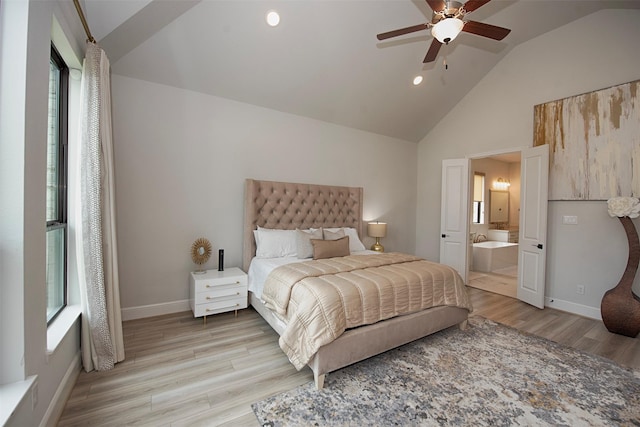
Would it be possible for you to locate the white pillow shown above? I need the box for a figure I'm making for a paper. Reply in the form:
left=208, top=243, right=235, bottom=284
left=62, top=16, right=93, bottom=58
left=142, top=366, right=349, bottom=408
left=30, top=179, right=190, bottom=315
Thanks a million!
left=343, top=227, right=366, bottom=252
left=254, top=227, right=297, bottom=258
left=323, top=227, right=366, bottom=252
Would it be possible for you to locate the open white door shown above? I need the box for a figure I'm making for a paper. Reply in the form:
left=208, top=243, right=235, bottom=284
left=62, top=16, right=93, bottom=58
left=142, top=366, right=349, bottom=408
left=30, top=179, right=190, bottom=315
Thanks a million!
left=440, top=159, right=470, bottom=283
left=517, top=145, right=549, bottom=308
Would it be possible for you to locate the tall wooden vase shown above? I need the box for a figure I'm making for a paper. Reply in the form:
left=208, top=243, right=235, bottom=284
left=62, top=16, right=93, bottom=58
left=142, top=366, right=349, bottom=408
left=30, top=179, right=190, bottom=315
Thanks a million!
left=600, top=216, right=640, bottom=337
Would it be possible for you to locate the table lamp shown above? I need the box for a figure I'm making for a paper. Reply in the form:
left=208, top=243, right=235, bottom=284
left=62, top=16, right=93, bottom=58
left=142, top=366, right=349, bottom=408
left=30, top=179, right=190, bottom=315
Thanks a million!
left=367, top=222, right=387, bottom=252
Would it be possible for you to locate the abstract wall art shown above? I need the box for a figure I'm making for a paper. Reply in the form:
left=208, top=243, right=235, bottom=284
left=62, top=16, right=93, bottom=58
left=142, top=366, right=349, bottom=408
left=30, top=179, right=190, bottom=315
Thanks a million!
left=533, top=80, right=640, bottom=201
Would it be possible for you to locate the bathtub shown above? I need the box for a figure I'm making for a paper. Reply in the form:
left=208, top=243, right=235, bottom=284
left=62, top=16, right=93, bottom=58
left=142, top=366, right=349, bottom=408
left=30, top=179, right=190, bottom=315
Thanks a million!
left=472, top=241, right=518, bottom=273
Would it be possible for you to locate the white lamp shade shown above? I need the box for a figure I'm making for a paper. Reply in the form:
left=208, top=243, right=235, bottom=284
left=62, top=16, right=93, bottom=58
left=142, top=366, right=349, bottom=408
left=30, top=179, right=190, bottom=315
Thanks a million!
left=367, top=222, right=387, bottom=238
left=431, top=18, right=464, bottom=44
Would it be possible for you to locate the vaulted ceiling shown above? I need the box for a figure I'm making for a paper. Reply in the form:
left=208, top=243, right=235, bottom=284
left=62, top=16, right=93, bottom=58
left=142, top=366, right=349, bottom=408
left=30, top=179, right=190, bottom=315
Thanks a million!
left=84, top=0, right=640, bottom=142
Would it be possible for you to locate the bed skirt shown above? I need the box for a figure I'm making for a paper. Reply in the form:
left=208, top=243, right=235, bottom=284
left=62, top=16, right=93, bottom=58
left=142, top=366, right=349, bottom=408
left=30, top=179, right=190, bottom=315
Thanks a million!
left=250, top=292, right=469, bottom=389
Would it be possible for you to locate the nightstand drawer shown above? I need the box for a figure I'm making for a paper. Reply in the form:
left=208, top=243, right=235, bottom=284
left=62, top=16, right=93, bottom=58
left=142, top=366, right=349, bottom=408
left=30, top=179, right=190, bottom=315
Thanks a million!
left=192, top=294, right=247, bottom=317
left=194, top=276, right=247, bottom=294
left=195, top=284, right=247, bottom=303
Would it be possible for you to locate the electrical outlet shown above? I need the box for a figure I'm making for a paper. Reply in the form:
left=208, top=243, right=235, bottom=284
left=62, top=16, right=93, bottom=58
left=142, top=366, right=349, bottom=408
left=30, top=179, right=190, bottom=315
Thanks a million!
left=576, top=285, right=585, bottom=295
left=563, top=215, right=578, bottom=225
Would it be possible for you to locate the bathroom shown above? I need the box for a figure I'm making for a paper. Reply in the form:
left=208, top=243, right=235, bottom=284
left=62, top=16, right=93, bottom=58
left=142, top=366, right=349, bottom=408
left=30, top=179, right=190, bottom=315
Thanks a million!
left=468, top=153, right=521, bottom=298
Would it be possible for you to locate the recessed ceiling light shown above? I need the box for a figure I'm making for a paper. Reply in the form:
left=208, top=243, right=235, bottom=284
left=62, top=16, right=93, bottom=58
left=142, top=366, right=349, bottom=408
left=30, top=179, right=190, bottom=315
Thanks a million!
left=266, top=10, right=280, bottom=27
left=413, top=75, right=423, bottom=86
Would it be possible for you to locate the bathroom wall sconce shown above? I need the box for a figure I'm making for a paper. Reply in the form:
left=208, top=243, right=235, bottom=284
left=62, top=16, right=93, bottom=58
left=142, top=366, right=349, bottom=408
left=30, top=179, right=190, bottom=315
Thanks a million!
left=367, top=221, right=387, bottom=252
left=493, top=177, right=511, bottom=191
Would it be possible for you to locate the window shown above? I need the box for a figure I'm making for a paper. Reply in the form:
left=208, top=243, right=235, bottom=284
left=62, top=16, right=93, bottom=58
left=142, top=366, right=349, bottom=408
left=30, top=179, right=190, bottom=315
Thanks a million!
left=472, top=173, right=485, bottom=224
left=46, top=44, right=69, bottom=324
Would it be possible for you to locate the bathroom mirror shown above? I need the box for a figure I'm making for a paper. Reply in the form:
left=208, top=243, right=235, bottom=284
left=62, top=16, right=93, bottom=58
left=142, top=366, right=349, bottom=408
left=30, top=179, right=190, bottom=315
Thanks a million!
left=489, top=190, right=509, bottom=223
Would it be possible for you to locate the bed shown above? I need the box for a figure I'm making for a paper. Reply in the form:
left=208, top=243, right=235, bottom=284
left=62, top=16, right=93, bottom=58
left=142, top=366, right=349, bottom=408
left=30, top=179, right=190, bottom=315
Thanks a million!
left=243, top=178, right=472, bottom=389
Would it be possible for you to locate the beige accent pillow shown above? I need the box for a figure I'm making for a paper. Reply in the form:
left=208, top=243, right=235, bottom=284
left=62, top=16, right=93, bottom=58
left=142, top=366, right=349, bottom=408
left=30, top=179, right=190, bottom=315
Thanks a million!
left=323, top=228, right=345, bottom=240
left=311, top=236, right=350, bottom=260
left=296, top=228, right=323, bottom=259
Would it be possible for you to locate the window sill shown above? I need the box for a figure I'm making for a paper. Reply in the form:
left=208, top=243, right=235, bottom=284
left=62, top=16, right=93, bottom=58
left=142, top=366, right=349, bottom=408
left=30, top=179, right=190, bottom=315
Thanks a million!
left=47, top=305, right=81, bottom=355
left=0, top=375, right=37, bottom=426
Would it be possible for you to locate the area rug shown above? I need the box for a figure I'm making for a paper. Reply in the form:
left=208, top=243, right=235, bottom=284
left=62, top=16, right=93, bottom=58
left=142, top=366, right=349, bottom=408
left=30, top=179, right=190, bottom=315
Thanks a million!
left=252, top=317, right=640, bottom=426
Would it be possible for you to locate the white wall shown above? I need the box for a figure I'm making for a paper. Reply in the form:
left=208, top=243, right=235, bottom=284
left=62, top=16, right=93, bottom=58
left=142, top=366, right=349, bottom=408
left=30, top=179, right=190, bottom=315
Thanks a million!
left=0, top=1, right=86, bottom=426
left=416, top=9, right=640, bottom=317
left=110, top=75, right=418, bottom=312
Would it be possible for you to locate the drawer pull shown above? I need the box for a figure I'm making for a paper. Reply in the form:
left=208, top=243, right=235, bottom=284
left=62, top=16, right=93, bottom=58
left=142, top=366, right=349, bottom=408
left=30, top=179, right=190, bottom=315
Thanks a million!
left=205, top=303, right=240, bottom=312
left=205, top=280, right=242, bottom=288
left=205, top=292, right=240, bottom=300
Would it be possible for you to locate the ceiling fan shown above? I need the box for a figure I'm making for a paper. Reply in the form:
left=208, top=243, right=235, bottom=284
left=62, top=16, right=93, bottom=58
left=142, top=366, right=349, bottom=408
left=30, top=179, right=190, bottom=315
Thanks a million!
left=377, top=0, right=511, bottom=63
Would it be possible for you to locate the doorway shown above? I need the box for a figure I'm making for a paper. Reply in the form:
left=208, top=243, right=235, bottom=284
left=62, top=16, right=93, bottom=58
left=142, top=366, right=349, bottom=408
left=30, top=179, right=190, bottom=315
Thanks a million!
left=440, top=145, right=548, bottom=308
left=468, top=151, right=521, bottom=299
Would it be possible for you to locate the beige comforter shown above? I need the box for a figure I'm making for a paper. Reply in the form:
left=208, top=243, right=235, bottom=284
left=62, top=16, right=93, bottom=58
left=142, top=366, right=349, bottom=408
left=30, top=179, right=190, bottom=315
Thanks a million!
left=261, top=253, right=472, bottom=370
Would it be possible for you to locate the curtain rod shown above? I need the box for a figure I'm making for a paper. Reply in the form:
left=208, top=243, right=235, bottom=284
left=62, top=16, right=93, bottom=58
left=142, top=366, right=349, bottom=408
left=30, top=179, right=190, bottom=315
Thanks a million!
left=73, top=0, right=96, bottom=44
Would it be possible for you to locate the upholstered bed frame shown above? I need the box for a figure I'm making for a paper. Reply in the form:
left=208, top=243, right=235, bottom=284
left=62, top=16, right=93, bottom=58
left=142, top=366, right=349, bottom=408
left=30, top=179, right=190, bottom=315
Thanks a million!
left=243, top=178, right=469, bottom=389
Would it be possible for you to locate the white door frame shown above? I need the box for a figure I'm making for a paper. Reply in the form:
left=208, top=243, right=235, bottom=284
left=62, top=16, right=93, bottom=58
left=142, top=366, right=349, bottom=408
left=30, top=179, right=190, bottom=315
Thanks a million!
left=462, top=145, right=548, bottom=308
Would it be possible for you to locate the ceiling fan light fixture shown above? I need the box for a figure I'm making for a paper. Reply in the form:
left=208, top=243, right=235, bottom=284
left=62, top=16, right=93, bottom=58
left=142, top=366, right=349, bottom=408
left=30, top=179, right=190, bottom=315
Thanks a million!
left=431, top=18, right=464, bottom=44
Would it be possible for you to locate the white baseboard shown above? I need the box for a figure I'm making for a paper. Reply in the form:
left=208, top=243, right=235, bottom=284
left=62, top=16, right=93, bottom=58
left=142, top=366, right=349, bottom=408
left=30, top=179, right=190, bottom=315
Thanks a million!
left=41, top=351, right=81, bottom=427
left=121, top=299, right=190, bottom=321
left=121, top=297, right=601, bottom=322
left=545, top=297, right=602, bottom=320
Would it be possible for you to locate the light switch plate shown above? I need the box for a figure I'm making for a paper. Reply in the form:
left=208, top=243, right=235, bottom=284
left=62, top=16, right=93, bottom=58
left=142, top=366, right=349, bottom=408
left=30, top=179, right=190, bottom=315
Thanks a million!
left=562, top=215, right=578, bottom=225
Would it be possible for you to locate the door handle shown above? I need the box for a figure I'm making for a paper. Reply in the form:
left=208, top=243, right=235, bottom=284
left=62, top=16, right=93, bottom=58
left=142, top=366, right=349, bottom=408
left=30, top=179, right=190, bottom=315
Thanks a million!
left=441, top=234, right=449, bottom=238
left=531, top=243, right=543, bottom=249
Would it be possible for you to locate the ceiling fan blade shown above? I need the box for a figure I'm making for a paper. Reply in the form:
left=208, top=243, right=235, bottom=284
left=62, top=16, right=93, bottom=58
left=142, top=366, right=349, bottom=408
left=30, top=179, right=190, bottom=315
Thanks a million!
left=377, top=23, right=428, bottom=40
left=462, top=0, right=491, bottom=13
left=423, top=38, right=442, bottom=63
left=462, top=20, right=511, bottom=40
left=426, top=0, right=446, bottom=12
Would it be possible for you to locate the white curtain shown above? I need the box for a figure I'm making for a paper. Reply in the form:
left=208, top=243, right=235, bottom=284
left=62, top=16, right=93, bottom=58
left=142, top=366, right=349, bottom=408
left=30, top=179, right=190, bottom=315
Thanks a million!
left=76, top=42, right=124, bottom=371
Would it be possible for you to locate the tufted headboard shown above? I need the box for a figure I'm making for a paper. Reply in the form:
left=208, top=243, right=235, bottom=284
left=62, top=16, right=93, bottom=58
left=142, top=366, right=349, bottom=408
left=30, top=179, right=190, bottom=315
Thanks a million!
left=243, top=179, right=364, bottom=271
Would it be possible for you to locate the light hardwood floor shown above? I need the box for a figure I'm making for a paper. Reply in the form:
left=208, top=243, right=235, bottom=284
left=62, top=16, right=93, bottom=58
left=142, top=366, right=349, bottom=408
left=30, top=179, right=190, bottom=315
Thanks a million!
left=468, top=270, right=517, bottom=298
left=57, top=288, right=640, bottom=426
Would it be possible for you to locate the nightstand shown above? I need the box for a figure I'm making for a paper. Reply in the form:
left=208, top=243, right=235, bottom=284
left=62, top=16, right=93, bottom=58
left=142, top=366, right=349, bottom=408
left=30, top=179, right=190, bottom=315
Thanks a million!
left=189, top=267, right=248, bottom=324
